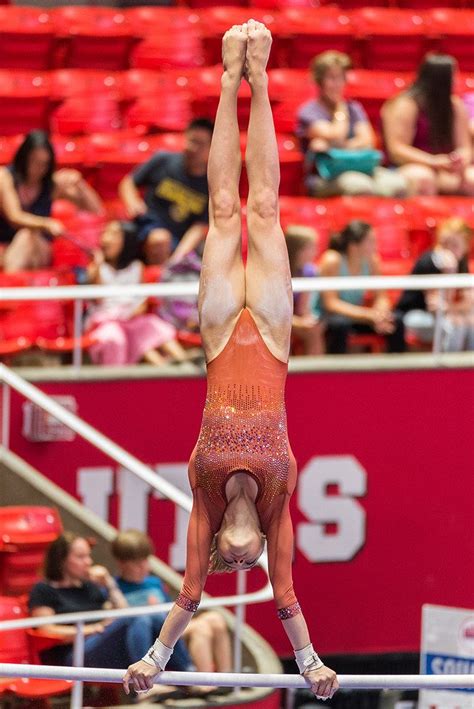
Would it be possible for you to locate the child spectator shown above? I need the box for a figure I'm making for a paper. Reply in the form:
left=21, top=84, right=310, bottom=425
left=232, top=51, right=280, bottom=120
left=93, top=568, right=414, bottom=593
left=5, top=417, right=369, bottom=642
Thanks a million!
left=0, top=130, right=103, bottom=272
left=314, top=220, right=405, bottom=354
left=296, top=51, right=406, bottom=198
left=112, top=529, right=232, bottom=692
left=382, top=54, right=474, bottom=196
left=285, top=225, right=324, bottom=355
left=86, top=220, right=189, bottom=366
left=119, top=118, right=213, bottom=265
left=398, top=218, right=473, bottom=351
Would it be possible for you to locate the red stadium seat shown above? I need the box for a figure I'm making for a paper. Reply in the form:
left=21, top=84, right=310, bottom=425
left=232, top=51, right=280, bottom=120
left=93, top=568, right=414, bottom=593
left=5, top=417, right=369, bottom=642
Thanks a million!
left=268, top=68, right=314, bottom=103
left=426, top=10, right=474, bottom=72
left=87, top=132, right=156, bottom=199
left=51, top=6, right=135, bottom=71
left=272, top=98, right=301, bottom=133
left=0, top=596, right=71, bottom=700
left=121, top=69, right=183, bottom=101
left=51, top=135, right=89, bottom=170
left=279, top=196, right=333, bottom=255
left=281, top=8, right=355, bottom=69
left=0, top=70, right=51, bottom=136
left=51, top=96, right=122, bottom=135
left=125, top=7, right=201, bottom=37
left=0, top=507, right=62, bottom=595
left=345, top=69, right=413, bottom=129
left=50, top=69, right=122, bottom=101
left=352, top=8, right=429, bottom=71
left=131, top=31, right=204, bottom=71
left=0, top=7, right=55, bottom=70
left=397, top=0, right=465, bottom=7
left=189, top=66, right=252, bottom=127
left=0, top=135, right=24, bottom=167
left=124, top=93, right=192, bottom=133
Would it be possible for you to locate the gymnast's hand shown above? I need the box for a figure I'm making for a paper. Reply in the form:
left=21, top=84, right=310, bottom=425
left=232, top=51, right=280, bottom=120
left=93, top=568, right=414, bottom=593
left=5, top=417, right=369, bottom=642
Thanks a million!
left=303, top=664, right=339, bottom=701
left=123, top=659, right=162, bottom=695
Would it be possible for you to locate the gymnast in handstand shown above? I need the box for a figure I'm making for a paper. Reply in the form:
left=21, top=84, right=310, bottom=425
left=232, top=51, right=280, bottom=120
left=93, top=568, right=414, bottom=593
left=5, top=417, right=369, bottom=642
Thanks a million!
left=124, top=21, right=339, bottom=701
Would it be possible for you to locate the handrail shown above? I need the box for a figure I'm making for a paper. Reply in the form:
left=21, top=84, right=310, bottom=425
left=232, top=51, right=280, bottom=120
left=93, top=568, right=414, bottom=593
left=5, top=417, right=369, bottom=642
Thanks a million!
left=0, top=274, right=472, bottom=301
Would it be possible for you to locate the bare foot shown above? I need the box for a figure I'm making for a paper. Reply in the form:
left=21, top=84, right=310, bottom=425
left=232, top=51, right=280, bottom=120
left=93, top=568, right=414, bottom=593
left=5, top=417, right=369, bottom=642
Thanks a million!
left=245, top=19, right=272, bottom=83
left=222, top=23, right=248, bottom=82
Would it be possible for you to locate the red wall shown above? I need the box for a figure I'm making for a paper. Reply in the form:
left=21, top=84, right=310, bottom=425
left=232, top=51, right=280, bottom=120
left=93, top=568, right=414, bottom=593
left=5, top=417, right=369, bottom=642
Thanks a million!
left=7, top=368, right=474, bottom=657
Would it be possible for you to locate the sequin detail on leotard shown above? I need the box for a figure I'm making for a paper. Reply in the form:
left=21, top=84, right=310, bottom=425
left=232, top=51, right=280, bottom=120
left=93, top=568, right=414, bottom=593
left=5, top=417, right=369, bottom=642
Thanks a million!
left=175, top=593, right=199, bottom=613
left=194, top=382, right=289, bottom=506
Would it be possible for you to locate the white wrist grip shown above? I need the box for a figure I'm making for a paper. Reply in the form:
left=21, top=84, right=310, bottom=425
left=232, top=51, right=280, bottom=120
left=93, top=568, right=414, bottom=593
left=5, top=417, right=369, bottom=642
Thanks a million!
left=142, top=638, right=173, bottom=669
left=294, top=643, right=324, bottom=674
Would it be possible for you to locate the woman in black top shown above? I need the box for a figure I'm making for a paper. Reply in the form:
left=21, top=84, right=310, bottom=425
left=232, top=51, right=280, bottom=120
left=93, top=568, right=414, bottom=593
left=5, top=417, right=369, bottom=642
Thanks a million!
left=29, top=532, right=165, bottom=671
left=0, top=131, right=103, bottom=272
left=398, top=217, right=473, bottom=351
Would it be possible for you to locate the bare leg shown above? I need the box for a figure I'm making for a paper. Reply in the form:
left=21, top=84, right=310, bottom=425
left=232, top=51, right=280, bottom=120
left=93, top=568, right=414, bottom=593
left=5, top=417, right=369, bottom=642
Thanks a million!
left=4, top=228, right=52, bottom=272
left=142, top=349, right=166, bottom=366
left=159, top=339, right=189, bottom=363
left=144, top=228, right=172, bottom=265
left=198, top=25, right=247, bottom=362
left=244, top=20, right=293, bottom=363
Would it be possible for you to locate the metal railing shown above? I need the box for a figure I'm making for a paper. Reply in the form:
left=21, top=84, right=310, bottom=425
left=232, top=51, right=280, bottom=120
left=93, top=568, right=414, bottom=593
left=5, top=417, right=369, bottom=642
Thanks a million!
left=0, top=273, right=472, bottom=367
left=0, top=364, right=273, bottom=708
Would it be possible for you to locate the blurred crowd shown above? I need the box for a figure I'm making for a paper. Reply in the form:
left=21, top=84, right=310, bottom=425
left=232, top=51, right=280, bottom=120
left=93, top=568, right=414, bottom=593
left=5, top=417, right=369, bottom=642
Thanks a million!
left=0, top=48, right=473, bottom=362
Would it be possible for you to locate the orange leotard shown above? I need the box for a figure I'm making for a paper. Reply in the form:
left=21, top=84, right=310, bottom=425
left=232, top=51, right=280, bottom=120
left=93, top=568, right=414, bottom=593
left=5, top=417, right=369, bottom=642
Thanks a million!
left=176, top=308, right=301, bottom=619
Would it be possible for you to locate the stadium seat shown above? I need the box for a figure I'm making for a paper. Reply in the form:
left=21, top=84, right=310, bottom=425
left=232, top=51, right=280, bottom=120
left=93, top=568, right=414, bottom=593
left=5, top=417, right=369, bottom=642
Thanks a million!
left=121, top=68, right=183, bottom=101
left=131, top=31, right=204, bottom=71
left=125, top=6, right=201, bottom=36
left=51, top=6, right=135, bottom=71
left=51, top=135, right=89, bottom=171
left=0, top=70, right=51, bottom=136
left=50, top=68, right=122, bottom=102
left=345, top=69, right=413, bottom=129
left=124, top=93, right=192, bottom=133
left=281, top=8, right=355, bottom=69
left=0, top=135, right=24, bottom=166
left=50, top=96, right=122, bottom=135
left=352, top=8, right=429, bottom=71
left=190, top=66, right=252, bottom=127
left=278, top=196, right=333, bottom=255
left=87, top=132, right=155, bottom=199
left=426, top=10, right=474, bottom=72
left=272, top=98, right=301, bottom=133
left=0, top=507, right=62, bottom=595
left=268, top=68, right=314, bottom=103
left=0, top=6, right=55, bottom=70
left=0, top=596, right=71, bottom=700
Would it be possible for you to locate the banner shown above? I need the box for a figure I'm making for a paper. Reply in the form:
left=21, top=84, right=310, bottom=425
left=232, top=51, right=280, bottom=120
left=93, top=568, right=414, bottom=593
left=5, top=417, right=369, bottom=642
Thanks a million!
left=420, top=604, right=474, bottom=709
left=7, top=368, right=474, bottom=656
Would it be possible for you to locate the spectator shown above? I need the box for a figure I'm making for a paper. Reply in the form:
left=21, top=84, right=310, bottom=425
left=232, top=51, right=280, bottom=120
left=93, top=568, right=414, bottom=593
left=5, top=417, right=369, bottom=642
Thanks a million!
left=85, top=220, right=190, bottom=366
left=296, top=51, right=406, bottom=198
left=463, top=93, right=474, bottom=154
left=382, top=54, right=474, bottom=196
left=398, top=218, right=473, bottom=351
left=111, top=529, right=233, bottom=693
left=314, top=220, right=405, bottom=354
left=28, top=532, right=179, bottom=696
left=119, top=118, right=213, bottom=265
left=0, top=130, right=103, bottom=272
left=285, top=225, right=324, bottom=355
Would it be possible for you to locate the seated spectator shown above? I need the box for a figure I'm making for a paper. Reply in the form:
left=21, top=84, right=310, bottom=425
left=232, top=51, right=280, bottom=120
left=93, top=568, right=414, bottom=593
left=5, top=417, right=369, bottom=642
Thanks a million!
left=111, top=529, right=232, bottom=693
left=382, top=54, right=474, bottom=196
left=86, top=220, right=189, bottom=366
left=296, top=51, right=406, bottom=198
left=463, top=93, right=474, bottom=154
left=28, top=533, right=166, bottom=672
left=285, top=225, right=324, bottom=355
left=119, top=119, right=213, bottom=265
left=398, top=218, right=473, bottom=351
left=0, top=130, right=103, bottom=272
left=314, top=220, right=405, bottom=354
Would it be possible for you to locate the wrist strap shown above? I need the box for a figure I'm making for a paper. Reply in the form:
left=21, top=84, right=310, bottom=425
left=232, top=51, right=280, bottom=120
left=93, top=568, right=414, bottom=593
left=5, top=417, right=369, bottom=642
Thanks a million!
left=294, top=643, right=324, bottom=674
left=142, top=638, right=173, bottom=670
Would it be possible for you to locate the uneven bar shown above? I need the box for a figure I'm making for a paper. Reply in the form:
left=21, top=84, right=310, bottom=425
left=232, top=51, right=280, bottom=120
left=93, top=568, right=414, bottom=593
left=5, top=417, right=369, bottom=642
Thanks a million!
left=0, top=665, right=472, bottom=690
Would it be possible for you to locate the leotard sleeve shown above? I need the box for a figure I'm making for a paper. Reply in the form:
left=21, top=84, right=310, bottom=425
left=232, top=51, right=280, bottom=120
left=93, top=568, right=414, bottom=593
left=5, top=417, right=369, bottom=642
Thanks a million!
left=175, top=487, right=213, bottom=613
left=262, top=492, right=301, bottom=619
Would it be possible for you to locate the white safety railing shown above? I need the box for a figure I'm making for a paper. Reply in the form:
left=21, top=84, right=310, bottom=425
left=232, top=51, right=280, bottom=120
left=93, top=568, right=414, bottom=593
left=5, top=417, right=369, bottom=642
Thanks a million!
left=0, top=665, right=473, bottom=691
left=0, top=273, right=472, bottom=366
left=0, top=364, right=273, bottom=708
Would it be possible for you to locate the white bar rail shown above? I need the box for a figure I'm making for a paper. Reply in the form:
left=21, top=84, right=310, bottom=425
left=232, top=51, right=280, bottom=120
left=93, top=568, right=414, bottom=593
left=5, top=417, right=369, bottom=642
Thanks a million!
left=0, top=274, right=472, bottom=301
left=0, top=665, right=472, bottom=690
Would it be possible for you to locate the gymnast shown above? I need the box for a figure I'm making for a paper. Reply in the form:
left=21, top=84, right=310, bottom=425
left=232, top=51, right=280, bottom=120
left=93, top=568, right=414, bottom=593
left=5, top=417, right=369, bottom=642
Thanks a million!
left=124, top=20, right=339, bottom=701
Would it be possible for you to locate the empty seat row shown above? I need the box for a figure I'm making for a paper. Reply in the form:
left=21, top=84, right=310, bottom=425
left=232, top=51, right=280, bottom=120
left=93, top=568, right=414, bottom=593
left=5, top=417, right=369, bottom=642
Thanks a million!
left=0, top=7, right=472, bottom=72
left=0, top=66, right=472, bottom=138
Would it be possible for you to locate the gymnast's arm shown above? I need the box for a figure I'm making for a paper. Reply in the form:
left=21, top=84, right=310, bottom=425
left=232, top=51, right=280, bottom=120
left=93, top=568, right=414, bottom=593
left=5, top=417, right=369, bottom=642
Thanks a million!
left=265, top=495, right=339, bottom=699
left=123, top=490, right=213, bottom=694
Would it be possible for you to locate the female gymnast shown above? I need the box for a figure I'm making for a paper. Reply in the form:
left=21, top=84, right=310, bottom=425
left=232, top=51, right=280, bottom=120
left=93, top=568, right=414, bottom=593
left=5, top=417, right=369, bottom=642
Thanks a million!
left=124, top=21, right=339, bottom=701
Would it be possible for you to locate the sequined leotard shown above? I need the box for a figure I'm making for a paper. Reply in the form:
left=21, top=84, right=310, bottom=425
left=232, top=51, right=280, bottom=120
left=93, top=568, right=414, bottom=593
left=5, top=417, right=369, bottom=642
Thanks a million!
left=176, top=308, right=300, bottom=620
